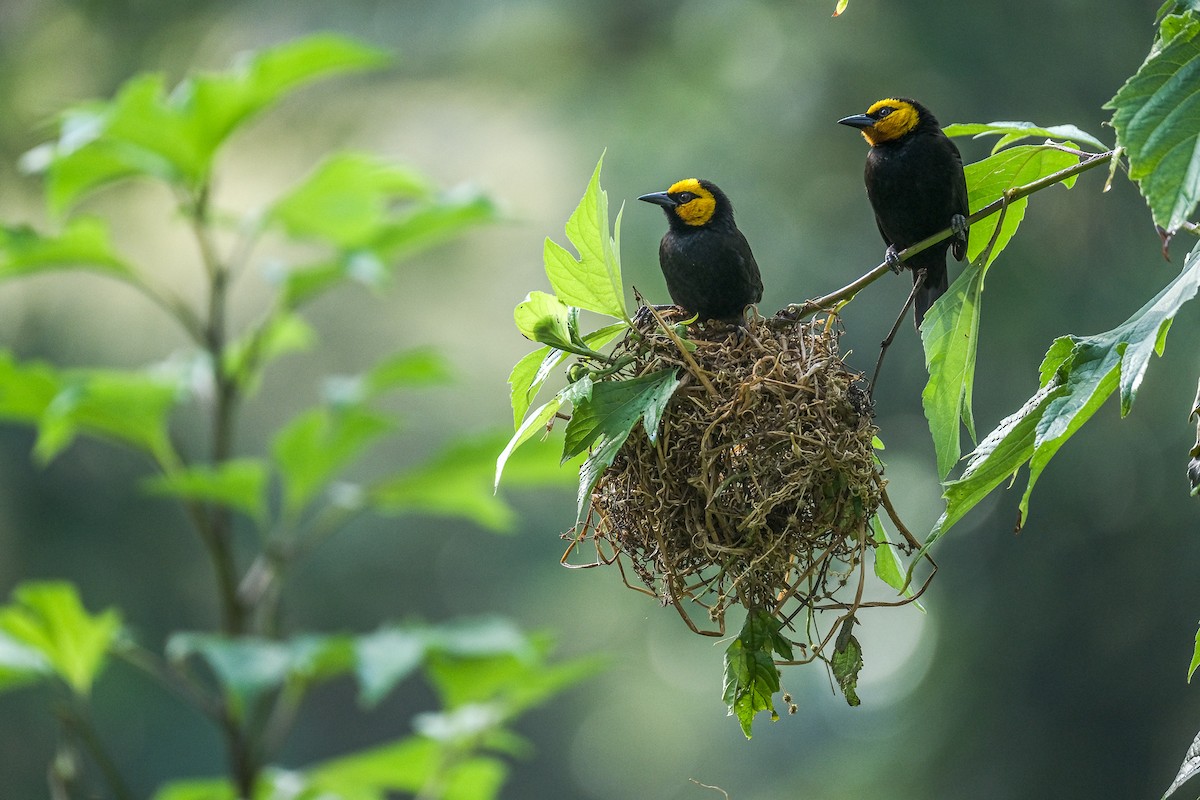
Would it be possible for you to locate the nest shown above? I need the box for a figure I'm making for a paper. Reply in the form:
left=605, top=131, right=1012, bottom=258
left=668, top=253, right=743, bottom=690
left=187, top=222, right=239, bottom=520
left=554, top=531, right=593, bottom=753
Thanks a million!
left=565, top=310, right=914, bottom=651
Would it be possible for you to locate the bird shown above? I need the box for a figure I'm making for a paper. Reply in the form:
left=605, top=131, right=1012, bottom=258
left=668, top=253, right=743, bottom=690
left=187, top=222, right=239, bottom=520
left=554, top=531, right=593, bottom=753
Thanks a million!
left=838, top=98, right=969, bottom=328
left=638, top=178, right=763, bottom=325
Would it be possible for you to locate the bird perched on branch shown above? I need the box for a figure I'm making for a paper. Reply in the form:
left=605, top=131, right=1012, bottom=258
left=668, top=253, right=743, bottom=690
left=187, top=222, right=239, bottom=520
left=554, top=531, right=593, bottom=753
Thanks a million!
left=638, top=178, right=763, bottom=325
left=839, top=98, right=969, bottom=328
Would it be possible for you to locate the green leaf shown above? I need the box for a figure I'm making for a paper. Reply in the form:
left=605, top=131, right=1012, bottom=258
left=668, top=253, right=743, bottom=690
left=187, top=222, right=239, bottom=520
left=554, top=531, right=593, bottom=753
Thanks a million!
left=965, top=145, right=1079, bottom=269
left=442, top=757, right=508, bottom=800
left=167, top=633, right=353, bottom=718
left=222, top=312, right=316, bottom=391
left=324, top=348, right=453, bottom=409
left=1106, top=12, right=1200, bottom=233
left=871, top=516, right=906, bottom=594
left=32, top=35, right=388, bottom=207
left=373, top=431, right=573, bottom=532
left=495, top=397, right=566, bottom=490
left=371, top=188, right=497, bottom=262
left=543, top=155, right=627, bottom=319
left=562, top=369, right=680, bottom=461
left=926, top=243, right=1200, bottom=550
left=271, top=152, right=432, bottom=248
left=832, top=628, right=863, bottom=707
left=426, top=634, right=600, bottom=717
left=943, top=121, right=1107, bottom=154
left=833, top=0, right=849, bottom=16
left=272, top=406, right=394, bottom=516
left=354, top=627, right=428, bottom=708
left=0, top=631, right=51, bottom=694
left=306, top=737, right=439, bottom=797
left=142, top=458, right=269, bottom=523
left=921, top=259, right=989, bottom=479
left=150, top=778, right=238, bottom=800
left=508, top=323, right=627, bottom=428
left=723, top=610, right=785, bottom=738
left=513, top=291, right=573, bottom=349
left=1189, top=378, right=1200, bottom=496
left=0, top=360, right=184, bottom=465
left=0, top=582, right=121, bottom=696
left=0, top=218, right=133, bottom=280
left=1189, top=623, right=1200, bottom=682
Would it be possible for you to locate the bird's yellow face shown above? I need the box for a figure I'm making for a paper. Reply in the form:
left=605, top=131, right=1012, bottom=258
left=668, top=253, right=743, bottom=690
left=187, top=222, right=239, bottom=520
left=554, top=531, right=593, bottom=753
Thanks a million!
left=858, top=99, right=920, bottom=146
left=667, top=178, right=717, bottom=226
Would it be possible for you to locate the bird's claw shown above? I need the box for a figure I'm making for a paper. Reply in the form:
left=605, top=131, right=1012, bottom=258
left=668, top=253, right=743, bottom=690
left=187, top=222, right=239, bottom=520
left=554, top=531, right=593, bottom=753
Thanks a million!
left=884, top=245, right=904, bottom=274
left=951, top=213, right=968, bottom=244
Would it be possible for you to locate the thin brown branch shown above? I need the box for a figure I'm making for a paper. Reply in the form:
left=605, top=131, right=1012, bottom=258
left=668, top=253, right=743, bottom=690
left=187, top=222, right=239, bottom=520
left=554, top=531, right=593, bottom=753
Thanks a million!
left=787, top=148, right=1118, bottom=320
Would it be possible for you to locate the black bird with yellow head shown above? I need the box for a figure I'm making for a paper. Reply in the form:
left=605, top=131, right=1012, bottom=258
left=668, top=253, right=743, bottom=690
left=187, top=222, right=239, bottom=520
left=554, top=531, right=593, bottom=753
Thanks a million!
left=839, top=98, right=969, bottom=328
left=639, top=178, right=763, bottom=325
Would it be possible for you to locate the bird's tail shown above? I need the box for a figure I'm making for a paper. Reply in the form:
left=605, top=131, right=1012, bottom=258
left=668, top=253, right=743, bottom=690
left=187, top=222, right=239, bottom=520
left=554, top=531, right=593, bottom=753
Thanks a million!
left=913, top=264, right=949, bottom=329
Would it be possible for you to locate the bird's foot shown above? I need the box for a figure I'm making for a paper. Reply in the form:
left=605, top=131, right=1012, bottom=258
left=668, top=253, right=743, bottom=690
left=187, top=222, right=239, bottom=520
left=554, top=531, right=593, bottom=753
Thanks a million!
left=951, top=213, right=968, bottom=245
left=884, top=245, right=905, bottom=274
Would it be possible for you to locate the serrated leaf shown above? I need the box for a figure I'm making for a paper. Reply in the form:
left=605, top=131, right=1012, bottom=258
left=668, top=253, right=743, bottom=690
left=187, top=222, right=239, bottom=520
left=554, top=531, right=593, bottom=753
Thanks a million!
left=1106, top=12, right=1200, bottom=233
left=543, top=155, right=627, bottom=319
left=832, top=631, right=863, bottom=707
left=921, top=258, right=989, bottom=479
left=0, top=218, right=133, bottom=279
left=271, top=152, right=432, bottom=248
left=272, top=406, right=394, bottom=516
left=508, top=323, right=627, bottom=429
left=965, top=145, right=1079, bottom=269
left=943, top=121, right=1107, bottom=154
left=925, top=243, right=1200, bottom=552
left=0, top=582, right=121, bottom=697
left=143, top=458, right=269, bottom=523
left=561, top=369, right=680, bottom=461
left=723, top=610, right=784, bottom=739
left=513, top=291, right=573, bottom=349
left=495, top=397, right=565, bottom=490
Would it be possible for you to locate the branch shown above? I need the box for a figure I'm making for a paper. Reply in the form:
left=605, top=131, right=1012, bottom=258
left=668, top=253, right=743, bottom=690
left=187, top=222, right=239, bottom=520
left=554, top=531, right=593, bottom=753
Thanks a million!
left=787, top=148, right=1119, bottom=320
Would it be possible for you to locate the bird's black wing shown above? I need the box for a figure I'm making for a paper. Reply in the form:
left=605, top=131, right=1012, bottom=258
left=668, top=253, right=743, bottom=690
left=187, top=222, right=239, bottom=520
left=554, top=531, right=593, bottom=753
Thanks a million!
left=948, top=137, right=970, bottom=263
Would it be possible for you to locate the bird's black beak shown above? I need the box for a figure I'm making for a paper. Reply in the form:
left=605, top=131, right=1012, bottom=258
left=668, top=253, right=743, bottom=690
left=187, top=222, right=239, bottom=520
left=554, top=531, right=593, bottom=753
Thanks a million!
left=837, top=113, right=875, bottom=130
left=638, top=191, right=678, bottom=208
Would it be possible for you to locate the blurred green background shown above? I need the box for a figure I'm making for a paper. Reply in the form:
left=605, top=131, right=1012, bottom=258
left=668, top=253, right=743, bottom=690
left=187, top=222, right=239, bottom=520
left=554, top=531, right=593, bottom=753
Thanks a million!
left=1, top=0, right=1198, bottom=797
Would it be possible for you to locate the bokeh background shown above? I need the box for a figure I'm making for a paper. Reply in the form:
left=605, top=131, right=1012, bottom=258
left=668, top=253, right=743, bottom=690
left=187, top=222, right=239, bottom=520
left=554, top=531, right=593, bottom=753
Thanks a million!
left=1, top=0, right=1197, bottom=797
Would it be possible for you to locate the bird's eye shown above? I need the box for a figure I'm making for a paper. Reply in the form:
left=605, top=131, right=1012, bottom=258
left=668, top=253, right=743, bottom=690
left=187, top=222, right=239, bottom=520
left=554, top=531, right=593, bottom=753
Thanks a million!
left=676, top=192, right=697, bottom=203
left=875, top=107, right=893, bottom=118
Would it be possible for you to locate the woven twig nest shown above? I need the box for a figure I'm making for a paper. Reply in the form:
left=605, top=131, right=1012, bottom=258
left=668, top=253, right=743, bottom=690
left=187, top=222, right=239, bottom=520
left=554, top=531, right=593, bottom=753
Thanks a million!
left=567, top=311, right=887, bottom=642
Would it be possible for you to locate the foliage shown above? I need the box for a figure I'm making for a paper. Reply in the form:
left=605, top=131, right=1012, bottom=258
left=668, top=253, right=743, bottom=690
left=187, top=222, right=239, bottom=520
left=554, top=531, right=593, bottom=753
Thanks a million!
left=0, top=36, right=591, bottom=799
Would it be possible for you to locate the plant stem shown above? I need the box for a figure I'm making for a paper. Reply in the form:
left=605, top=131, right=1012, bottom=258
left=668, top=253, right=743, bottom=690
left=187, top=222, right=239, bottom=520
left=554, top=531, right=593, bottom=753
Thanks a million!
left=56, top=701, right=135, bottom=800
left=788, top=148, right=1118, bottom=319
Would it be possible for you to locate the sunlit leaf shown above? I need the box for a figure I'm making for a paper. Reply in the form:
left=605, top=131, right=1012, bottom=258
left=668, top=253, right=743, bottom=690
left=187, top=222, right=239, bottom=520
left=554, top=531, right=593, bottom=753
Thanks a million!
left=0, top=582, right=121, bottom=696
left=306, top=737, right=439, bottom=797
left=223, top=312, right=316, bottom=391
left=1189, top=377, right=1200, bottom=496
left=921, top=258, right=990, bottom=478
left=513, top=291, right=573, bottom=349
left=1106, top=12, right=1200, bottom=233
left=271, top=152, right=432, bottom=248
left=495, top=397, right=566, bottom=490
left=943, top=121, right=1107, bottom=154
left=833, top=0, right=849, bottom=16
left=965, top=145, right=1079, bottom=268
left=272, top=406, right=394, bottom=516
left=378, top=430, right=574, bottom=532
left=1189, top=623, right=1200, bottom=682
left=150, top=777, right=238, bottom=800
left=0, top=631, right=49, bottom=694
left=143, top=458, right=269, bottom=523
left=508, top=322, right=626, bottom=428
left=723, top=610, right=785, bottom=739
left=543, top=155, right=627, bottom=319
left=0, top=218, right=132, bottom=280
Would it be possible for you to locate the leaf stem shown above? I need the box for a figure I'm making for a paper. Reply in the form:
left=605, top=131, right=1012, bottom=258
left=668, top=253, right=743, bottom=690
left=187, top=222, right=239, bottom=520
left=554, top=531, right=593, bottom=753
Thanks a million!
left=787, top=148, right=1118, bottom=319
left=55, top=700, right=135, bottom=800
